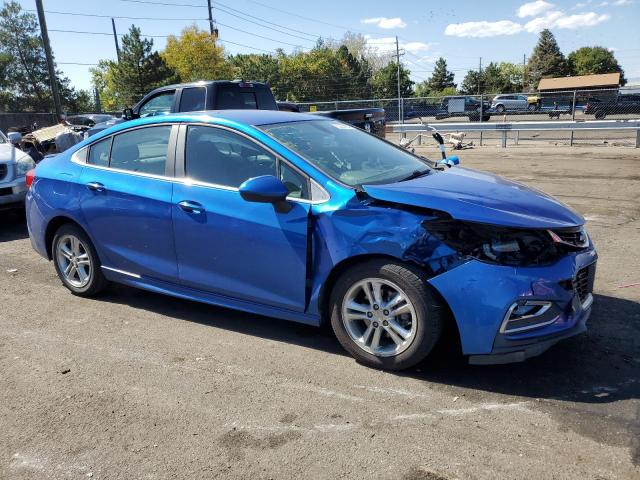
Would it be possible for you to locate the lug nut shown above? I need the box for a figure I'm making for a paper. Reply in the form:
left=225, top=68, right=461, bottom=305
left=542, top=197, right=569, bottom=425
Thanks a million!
left=383, top=309, right=389, bottom=315
left=373, top=304, right=379, bottom=310
left=373, top=322, right=379, bottom=328
left=383, top=320, right=389, bottom=326
left=367, top=312, right=373, bottom=318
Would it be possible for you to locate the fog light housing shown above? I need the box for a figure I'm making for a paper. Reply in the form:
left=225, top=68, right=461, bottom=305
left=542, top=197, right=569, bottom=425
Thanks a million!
left=500, top=300, right=556, bottom=334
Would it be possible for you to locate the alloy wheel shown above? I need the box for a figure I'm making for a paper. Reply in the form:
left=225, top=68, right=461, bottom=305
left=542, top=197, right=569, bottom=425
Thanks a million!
left=56, top=234, right=92, bottom=288
left=341, top=278, right=417, bottom=357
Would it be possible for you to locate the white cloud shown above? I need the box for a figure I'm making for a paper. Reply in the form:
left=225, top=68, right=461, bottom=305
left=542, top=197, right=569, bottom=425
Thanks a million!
left=444, top=20, right=523, bottom=38
left=362, top=17, right=407, bottom=29
left=364, top=37, right=433, bottom=55
left=612, top=0, right=632, bottom=5
left=524, top=10, right=610, bottom=31
left=517, top=1, right=555, bottom=17
left=403, top=42, right=434, bottom=54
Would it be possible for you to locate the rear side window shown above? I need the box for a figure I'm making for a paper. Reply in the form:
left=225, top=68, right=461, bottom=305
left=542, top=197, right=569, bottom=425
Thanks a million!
left=215, top=86, right=258, bottom=109
left=88, top=137, right=111, bottom=167
left=110, top=126, right=172, bottom=176
left=256, top=88, right=277, bottom=110
left=179, top=87, right=206, bottom=112
left=185, top=125, right=276, bottom=187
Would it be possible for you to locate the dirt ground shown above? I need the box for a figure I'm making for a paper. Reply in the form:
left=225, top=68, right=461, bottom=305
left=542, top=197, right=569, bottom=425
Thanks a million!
left=0, top=145, right=639, bottom=480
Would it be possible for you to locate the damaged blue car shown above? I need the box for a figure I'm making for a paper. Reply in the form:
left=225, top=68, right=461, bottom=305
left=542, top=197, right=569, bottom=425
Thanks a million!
left=25, top=111, right=597, bottom=370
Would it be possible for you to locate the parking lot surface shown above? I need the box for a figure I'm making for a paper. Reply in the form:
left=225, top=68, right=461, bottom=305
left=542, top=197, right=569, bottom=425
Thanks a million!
left=1, top=146, right=639, bottom=480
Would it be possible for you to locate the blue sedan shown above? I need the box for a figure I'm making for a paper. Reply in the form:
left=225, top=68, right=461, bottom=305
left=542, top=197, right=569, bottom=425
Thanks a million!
left=25, top=111, right=597, bottom=370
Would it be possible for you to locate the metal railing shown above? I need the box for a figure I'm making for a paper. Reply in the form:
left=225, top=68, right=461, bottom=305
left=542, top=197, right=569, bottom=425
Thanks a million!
left=391, top=118, right=640, bottom=148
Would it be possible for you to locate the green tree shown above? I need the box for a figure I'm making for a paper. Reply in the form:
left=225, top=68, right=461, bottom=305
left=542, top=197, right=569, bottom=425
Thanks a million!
left=459, top=69, right=480, bottom=95
left=527, top=29, right=569, bottom=88
left=415, top=57, right=455, bottom=97
left=162, top=25, right=232, bottom=82
left=0, top=1, right=81, bottom=112
left=498, top=62, right=524, bottom=92
left=372, top=62, right=413, bottom=99
left=96, top=25, right=177, bottom=108
left=567, top=46, right=626, bottom=85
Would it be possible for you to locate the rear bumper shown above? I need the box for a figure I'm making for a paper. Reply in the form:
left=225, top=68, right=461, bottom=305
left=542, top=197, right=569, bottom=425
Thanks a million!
left=0, top=177, right=27, bottom=207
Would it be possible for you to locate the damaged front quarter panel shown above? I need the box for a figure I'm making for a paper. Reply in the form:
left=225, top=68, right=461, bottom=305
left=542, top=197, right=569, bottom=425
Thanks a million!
left=307, top=192, right=467, bottom=317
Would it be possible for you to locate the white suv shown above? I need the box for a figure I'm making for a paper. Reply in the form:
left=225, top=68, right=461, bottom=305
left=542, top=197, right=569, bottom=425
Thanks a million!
left=0, top=130, right=35, bottom=210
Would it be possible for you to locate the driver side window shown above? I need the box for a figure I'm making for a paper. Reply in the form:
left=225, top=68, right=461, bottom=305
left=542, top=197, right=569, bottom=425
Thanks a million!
left=185, top=126, right=277, bottom=188
left=138, top=91, right=175, bottom=117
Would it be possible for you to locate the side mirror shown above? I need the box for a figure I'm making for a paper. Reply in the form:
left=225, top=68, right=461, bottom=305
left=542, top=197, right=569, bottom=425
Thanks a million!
left=122, top=108, right=136, bottom=120
left=239, top=175, right=292, bottom=212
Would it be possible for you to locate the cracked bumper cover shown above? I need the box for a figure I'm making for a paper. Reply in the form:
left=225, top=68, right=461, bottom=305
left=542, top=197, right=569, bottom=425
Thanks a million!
left=427, top=246, right=597, bottom=364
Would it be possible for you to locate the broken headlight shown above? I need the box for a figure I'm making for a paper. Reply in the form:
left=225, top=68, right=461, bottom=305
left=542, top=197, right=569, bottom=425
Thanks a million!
left=423, top=219, right=561, bottom=266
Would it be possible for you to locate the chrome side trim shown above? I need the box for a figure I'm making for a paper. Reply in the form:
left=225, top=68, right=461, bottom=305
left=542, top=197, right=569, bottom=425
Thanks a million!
left=101, top=266, right=141, bottom=279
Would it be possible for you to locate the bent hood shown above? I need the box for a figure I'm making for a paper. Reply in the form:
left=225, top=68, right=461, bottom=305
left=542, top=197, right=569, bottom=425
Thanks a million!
left=362, top=167, right=583, bottom=229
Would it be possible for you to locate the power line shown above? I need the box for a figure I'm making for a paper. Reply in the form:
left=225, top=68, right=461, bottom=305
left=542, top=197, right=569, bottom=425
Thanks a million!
left=215, top=1, right=318, bottom=39
left=116, top=0, right=206, bottom=7
left=215, top=20, right=305, bottom=48
left=27, top=9, right=207, bottom=21
left=213, top=4, right=316, bottom=43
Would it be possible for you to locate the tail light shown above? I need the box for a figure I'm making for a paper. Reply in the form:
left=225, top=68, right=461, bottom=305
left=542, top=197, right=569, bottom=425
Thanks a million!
left=26, top=168, right=35, bottom=190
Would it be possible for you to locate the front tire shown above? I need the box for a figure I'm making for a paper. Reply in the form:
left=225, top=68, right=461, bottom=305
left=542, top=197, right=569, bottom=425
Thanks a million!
left=330, top=260, right=444, bottom=370
left=495, top=104, right=506, bottom=113
left=52, top=224, right=108, bottom=296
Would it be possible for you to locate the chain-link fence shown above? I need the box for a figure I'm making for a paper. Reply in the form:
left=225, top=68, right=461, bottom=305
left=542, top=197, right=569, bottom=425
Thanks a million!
left=297, top=85, right=640, bottom=124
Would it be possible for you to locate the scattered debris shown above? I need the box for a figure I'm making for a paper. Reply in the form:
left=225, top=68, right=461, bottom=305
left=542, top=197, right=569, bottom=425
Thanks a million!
left=6, top=268, right=17, bottom=274
left=60, top=368, right=71, bottom=375
left=616, top=282, right=640, bottom=289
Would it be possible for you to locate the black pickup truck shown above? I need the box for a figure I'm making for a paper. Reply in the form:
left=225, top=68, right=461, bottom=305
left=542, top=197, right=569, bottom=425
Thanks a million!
left=87, top=80, right=385, bottom=138
left=584, top=94, right=640, bottom=119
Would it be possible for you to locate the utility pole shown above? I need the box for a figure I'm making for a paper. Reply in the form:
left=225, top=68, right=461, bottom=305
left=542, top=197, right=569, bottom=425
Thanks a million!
left=523, top=53, right=527, bottom=92
left=477, top=57, right=482, bottom=95
left=395, top=36, right=404, bottom=125
left=112, top=18, right=121, bottom=62
left=207, top=0, right=218, bottom=38
left=35, top=0, right=62, bottom=120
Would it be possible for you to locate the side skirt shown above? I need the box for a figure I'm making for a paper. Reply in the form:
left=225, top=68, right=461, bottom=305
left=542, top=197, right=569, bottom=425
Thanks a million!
left=101, top=266, right=322, bottom=327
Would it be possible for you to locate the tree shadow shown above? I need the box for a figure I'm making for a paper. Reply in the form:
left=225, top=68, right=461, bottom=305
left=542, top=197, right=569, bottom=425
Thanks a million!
left=0, top=208, right=28, bottom=242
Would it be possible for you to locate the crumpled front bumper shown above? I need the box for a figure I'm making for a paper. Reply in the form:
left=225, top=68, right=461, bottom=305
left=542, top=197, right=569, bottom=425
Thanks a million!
left=427, top=247, right=597, bottom=364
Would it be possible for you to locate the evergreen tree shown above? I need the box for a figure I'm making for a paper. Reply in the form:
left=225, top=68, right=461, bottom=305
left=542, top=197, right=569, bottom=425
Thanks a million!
left=109, top=25, right=178, bottom=106
left=372, top=62, right=413, bottom=99
left=527, top=29, right=569, bottom=88
left=418, top=57, right=455, bottom=96
left=0, top=1, right=81, bottom=112
left=567, top=46, right=626, bottom=85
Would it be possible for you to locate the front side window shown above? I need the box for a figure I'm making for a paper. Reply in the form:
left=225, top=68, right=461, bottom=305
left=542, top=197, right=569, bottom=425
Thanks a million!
left=179, top=87, right=206, bottom=112
left=260, top=120, right=432, bottom=187
left=88, top=137, right=112, bottom=167
left=185, top=126, right=276, bottom=188
left=138, top=91, right=174, bottom=117
left=110, top=126, right=172, bottom=175
left=280, top=163, right=309, bottom=199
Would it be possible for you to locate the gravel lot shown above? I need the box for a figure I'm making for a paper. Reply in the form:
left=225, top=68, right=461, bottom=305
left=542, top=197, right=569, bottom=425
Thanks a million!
left=1, top=145, right=639, bottom=480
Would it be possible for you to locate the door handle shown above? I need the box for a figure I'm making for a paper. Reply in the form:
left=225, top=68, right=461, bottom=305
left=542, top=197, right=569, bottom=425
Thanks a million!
left=86, top=182, right=105, bottom=192
left=178, top=200, right=203, bottom=214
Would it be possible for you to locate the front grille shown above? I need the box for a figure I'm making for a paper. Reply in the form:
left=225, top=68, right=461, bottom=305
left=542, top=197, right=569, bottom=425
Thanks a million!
left=575, top=267, right=591, bottom=302
left=0, top=164, right=7, bottom=182
left=550, top=227, right=588, bottom=249
left=0, top=187, right=12, bottom=196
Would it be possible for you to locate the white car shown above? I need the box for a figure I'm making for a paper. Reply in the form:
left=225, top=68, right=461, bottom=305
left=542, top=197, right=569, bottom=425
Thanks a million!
left=0, top=130, right=35, bottom=209
left=491, top=94, right=530, bottom=113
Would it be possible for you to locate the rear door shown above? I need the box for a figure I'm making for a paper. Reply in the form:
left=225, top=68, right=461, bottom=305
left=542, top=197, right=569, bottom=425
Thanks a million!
left=171, top=124, right=310, bottom=311
left=79, top=124, right=179, bottom=282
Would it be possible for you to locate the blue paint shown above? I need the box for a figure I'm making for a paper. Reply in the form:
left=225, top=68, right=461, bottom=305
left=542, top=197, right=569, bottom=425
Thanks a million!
left=26, top=111, right=597, bottom=362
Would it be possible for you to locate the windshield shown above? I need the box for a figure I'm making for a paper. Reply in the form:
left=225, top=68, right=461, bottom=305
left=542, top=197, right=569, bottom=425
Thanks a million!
left=259, top=120, right=431, bottom=186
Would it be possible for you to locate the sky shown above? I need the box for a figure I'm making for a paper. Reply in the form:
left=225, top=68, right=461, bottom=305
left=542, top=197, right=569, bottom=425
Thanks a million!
left=14, top=0, right=640, bottom=93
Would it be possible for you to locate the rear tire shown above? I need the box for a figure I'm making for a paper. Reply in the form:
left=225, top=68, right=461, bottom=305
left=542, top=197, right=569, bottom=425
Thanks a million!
left=330, top=259, right=445, bottom=371
left=496, top=104, right=506, bottom=113
left=594, top=110, right=606, bottom=120
left=52, top=224, right=108, bottom=296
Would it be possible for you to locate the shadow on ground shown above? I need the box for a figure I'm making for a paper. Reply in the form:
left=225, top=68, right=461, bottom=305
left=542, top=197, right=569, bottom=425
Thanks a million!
left=101, top=283, right=639, bottom=405
left=0, top=209, right=28, bottom=242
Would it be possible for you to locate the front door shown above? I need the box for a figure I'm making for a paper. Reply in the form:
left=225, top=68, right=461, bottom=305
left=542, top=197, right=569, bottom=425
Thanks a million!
left=171, top=124, right=310, bottom=312
left=79, top=124, right=179, bottom=282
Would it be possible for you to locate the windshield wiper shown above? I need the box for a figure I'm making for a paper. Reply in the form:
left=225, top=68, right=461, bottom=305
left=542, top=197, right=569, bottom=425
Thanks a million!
left=398, top=169, right=431, bottom=182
